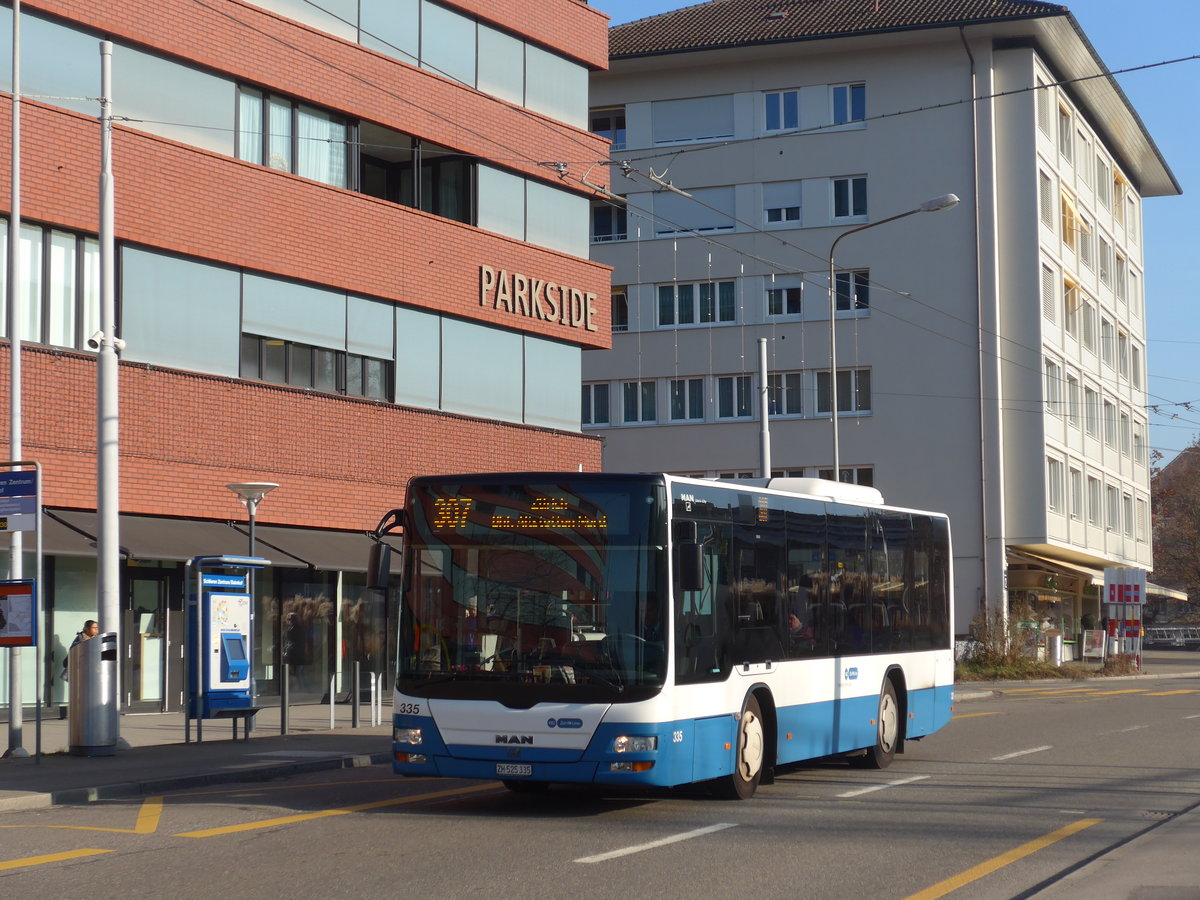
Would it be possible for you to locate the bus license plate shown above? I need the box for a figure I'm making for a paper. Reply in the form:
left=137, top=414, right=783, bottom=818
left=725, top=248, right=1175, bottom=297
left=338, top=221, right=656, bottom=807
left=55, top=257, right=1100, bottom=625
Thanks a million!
left=496, top=763, right=532, bottom=777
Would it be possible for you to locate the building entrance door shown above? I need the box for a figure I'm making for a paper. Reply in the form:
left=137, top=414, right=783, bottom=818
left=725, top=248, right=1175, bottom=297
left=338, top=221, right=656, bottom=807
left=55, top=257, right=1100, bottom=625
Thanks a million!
left=123, top=566, right=183, bottom=712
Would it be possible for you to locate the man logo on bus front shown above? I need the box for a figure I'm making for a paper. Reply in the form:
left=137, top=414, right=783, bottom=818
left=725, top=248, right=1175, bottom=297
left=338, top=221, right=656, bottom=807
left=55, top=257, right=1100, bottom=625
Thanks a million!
left=496, top=734, right=534, bottom=745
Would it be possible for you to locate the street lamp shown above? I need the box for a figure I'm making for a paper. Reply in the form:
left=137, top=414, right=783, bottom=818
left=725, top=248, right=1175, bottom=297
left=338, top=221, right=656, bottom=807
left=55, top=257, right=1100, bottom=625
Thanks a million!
left=826, top=193, right=959, bottom=477
left=226, top=482, right=277, bottom=732
left=226, top=482, right=278, bottom=557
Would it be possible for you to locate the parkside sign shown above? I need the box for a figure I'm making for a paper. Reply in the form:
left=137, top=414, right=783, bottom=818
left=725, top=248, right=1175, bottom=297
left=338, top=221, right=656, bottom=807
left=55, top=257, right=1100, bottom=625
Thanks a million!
left=479, top=265, right=598, bottom=332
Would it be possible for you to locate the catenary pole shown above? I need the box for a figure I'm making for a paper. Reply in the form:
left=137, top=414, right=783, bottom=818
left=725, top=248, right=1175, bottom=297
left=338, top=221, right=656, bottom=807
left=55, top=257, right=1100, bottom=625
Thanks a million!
left=5, top=0, right=26, bottom=758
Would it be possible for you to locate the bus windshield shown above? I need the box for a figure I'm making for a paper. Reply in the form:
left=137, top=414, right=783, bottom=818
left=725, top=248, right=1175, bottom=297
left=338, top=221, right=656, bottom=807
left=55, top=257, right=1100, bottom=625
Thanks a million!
left=400, top=476, right=667, bottom=704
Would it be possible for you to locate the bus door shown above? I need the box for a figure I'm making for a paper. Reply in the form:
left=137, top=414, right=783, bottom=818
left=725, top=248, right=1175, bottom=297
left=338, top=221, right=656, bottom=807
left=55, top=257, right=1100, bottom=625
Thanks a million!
left=674, top=522, right=730, bottom=684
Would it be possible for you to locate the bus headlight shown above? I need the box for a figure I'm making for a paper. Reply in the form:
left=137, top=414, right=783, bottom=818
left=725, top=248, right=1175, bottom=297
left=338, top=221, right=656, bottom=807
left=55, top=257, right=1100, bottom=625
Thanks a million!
left=394, top=727, right=423, bottom=744
left=613, top=735, right=658, bottom=753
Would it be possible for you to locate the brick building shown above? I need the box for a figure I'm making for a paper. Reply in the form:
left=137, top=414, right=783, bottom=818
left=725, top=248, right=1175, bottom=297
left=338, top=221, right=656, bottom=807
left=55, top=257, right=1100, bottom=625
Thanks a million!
left=0, top=0, right=610, bottom=713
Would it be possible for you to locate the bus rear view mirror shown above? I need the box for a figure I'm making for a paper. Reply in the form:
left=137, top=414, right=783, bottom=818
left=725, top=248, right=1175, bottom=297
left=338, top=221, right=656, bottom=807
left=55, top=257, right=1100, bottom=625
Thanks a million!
left=367, top=541, right=391, bottom=590
left=677, top=541, right=703, bottom=592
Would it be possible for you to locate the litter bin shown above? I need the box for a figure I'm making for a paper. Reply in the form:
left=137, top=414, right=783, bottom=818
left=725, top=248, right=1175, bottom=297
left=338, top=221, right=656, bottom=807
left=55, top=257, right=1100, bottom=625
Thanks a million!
left=1048, top=633, right=1064, bottom=667
left=68, top=631, right=119, bottom=756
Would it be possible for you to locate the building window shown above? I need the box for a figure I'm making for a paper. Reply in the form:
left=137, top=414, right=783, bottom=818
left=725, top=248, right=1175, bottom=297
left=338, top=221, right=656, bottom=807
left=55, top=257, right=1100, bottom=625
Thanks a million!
left=669, top=378, right=705, bottom=421
left=1057, top=106, right=1073, bottom=162
left=237, top=87, right=348, bottom=188
left=1096, top=156, right=1112, bottom=208
left=1120, top=411, right=1132, bottom=457
left=1114, top=254, right=1127, bottom=305
left=1077, top=131, right=1092, bottom=184
left=1100, top=317, right=1115, bottom=368
left=1038, top=171, right=1054, bottom=229
left=1064, top=280, right=1080, bottom=338
left=1081, top=298, right=1096, bottom=351
left=590, top=106, right=626, bottom=150
left=1041, top=264, right=1056, bottom=322
left=1133, top=423, right=1146, bottom=466
left=767, top=286, right=802, bottom=317
left=818, top=467, right=874, bottom=486
left=1061, top=192, right=1079, bottom=252
left=1047, top=457, right=1065, bottom=513
left=1087, top=476, right=1101, bottom=526
left=1069, top=467, right=1083, bottom=520
left=816, top=368, right=871, bottom=414
left=611, top=290, right=629, bottom=333
left=1035, top=77, right=1050, bottom=133
left=764, top=90, right=799, bottom=132
left=652, top=95, right=735, bottom=144
left=1106, top=485, right=1120, bottom=532
left=1103, top=399, right=1117, bottom=448
left=1066, top=373, right=1081, bottom=429
left=764, top=181, right=802, bottom=224
left=835, top=270, right=870, bottom=311
left=831, top=83, right=866, bottom=125
left=768, top=372, right=802, bottom=416
left=717, top=375, right=753, bottom=419
left=1131, top=344, right=1142, bottom=389
left=240, top=334, right=391, bottom=400
left=0, top=220, right=100, bottom=353
left=1122, top=493, right=1134, bottom=537
left=1083, top=386, right=1100, bottom=437
left=622, top=380, right=657, bottom=423
left=582, top=383, right=610, bottom=426
left=832, top=176, right=867, bottom=219
left=658, top=280, right=736, bottom=327
left=1078, top=215, right=1094, bottom=269
left=592, top=204, right=627, bottom=242
left=1117, top=330, right=1130, bottom=379
left=1136, top=497, right=1148, bottom=541
left=1044, top=358, right=1063, bottom=416
left=1098, top=235, right=1112, bottom=284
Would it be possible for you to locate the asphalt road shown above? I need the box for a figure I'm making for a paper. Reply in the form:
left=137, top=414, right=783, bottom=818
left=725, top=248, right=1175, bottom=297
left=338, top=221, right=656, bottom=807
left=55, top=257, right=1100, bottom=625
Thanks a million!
left=1, top=670, right=1197, bottom=899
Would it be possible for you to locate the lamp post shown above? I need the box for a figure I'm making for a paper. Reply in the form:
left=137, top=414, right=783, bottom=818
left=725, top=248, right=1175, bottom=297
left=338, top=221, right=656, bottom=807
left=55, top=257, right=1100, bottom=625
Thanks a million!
left=826, top=193, right=959, bottom=477
left=226, top=482, right=277, bottom=732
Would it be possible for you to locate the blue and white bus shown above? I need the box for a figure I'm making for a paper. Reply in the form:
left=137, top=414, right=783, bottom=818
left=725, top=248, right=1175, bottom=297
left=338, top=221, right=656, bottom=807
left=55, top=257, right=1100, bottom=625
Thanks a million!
left=374, top=472, right=953, bottom=799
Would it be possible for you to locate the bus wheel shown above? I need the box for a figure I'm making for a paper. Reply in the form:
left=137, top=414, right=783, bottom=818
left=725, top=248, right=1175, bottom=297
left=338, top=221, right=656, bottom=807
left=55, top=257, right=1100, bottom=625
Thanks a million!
left=716, top=695, right=764, bottom=799
left=851, top=679, right=899, bottom=769
left=503, top=780, right=549, bottom=794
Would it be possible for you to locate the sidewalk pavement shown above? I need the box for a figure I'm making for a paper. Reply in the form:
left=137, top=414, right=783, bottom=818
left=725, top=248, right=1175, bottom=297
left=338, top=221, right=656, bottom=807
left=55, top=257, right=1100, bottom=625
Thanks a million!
left=956, top=666, right=1200, bottom=900
left=0, top=701, right=393, bottom=812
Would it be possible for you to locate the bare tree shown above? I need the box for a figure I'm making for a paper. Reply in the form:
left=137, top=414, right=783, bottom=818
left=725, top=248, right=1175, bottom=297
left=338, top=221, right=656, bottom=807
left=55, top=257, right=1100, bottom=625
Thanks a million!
left=1151, top=441, right=1200, bottom=623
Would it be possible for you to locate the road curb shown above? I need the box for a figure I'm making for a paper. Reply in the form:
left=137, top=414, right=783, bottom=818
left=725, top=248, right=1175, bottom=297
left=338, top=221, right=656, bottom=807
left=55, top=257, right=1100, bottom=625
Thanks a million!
left=0, top=751, right=392, bottom=813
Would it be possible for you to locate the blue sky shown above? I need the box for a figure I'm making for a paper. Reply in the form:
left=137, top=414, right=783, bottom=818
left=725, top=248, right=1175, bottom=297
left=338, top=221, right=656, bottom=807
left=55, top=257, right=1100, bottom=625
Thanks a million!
left=591, top=0, right=1199, bottom=467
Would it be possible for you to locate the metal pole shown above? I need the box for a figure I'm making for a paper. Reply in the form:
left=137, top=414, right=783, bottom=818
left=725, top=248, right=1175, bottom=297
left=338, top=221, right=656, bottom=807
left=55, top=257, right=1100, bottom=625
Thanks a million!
left=351, top=660, right=360, bottom=728
left=280, top=662, right=289, bottom=735
left=758, top=338, right=771, bottom=478
left=246, top=499, right=256, bottom=734
left=6, top=0, right=26, bottom=759
left=96, top=41, right=121, bottom=730
left=329, top=675, right=335, bottom=729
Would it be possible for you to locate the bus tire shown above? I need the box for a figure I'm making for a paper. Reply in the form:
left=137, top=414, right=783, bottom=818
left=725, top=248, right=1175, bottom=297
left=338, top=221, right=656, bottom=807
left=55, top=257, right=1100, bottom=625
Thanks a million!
left=715, top=694, right=765, bottom=799
left=503, top=780, right=549, bottom=794
left=851, top=679, right=899, bottom=769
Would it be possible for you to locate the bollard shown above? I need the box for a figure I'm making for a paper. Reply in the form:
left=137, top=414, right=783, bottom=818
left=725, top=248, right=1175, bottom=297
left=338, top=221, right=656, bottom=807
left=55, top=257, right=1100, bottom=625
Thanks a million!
left=329, top=675, right=336, bottom=729
left=352, top=661, right=360, bottom=728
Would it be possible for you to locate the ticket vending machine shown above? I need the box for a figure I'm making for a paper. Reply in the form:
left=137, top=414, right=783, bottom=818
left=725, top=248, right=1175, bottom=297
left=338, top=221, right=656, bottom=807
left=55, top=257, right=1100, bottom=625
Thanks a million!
left=185, top=555, right=269, bottom=742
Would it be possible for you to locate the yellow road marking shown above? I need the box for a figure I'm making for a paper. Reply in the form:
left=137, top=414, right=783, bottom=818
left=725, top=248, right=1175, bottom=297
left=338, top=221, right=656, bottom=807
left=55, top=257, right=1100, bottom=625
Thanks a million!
left=952, top=712, right=1001, bottom=719
left=0, top=849, right=113, bottom=871
left=1144, top=689, right=1198, bottom=696
left=174, top=782, right=500, bottom=838
left=902, top=818, right=1102, bottom=900
left=0, top=796, right=164, bottom=835
left=1090, top=689, right=1147, bottom=696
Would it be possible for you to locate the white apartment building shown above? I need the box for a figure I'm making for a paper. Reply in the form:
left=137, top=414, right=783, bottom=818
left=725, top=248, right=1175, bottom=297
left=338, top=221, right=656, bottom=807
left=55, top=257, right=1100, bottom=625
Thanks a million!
left=583, top=0, right=1179, bottom=637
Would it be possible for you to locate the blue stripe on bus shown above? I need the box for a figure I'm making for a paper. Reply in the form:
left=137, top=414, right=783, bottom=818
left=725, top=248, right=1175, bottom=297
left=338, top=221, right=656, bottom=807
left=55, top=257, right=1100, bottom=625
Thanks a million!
left=393, top=686, right=952, bottom=785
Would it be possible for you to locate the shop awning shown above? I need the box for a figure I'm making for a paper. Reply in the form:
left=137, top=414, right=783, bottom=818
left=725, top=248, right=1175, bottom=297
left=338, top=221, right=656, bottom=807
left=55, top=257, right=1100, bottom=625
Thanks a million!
left=1008, top=550, right=1104, bottom=588
left=1008, top=549, right=1188, bottom=602
left=41, top=509, right=397, bottom=573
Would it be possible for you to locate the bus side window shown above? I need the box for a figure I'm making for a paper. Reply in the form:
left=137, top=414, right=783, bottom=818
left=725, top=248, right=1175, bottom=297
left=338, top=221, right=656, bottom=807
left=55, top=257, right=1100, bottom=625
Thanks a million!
left=675, top=523, right=730, bottom=683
